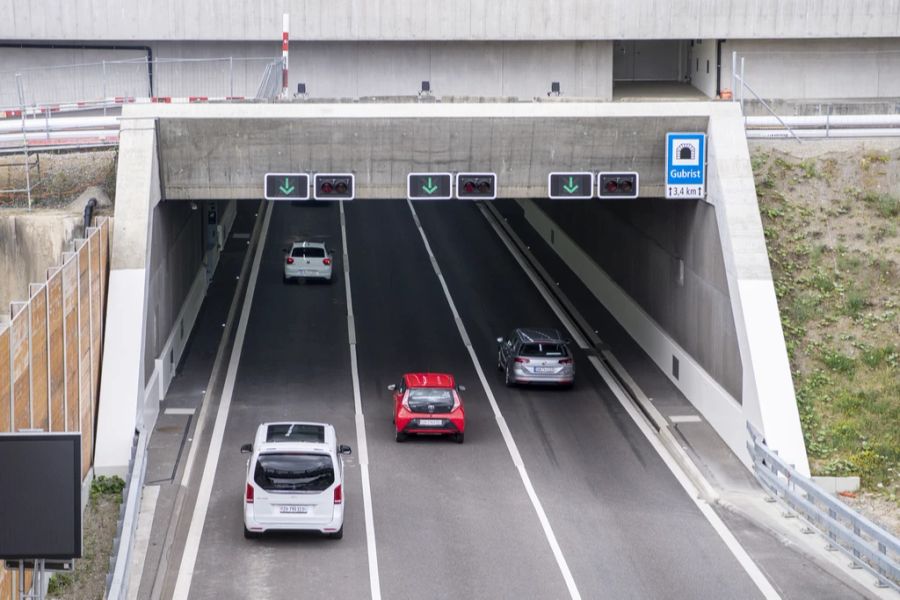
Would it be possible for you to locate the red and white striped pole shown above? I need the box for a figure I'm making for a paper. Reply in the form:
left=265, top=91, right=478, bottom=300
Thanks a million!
left=282, top=13, right=290, bottom=98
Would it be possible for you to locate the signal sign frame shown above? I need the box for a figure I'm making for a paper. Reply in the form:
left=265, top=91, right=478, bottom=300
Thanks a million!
left=597, top=172, right=640, bottom=199
left=313, top=173, right=355, bottom=201
left=455, top=172, right=497, bottom=200
left=264, top=172, right=310, bottom=201
left=408, top=172, right=453, bottom=200
left=548, top=172, right=594, bottom=200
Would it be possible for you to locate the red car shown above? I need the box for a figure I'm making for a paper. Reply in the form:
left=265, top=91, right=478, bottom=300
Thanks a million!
left=389, top=373, right=466, bottom=443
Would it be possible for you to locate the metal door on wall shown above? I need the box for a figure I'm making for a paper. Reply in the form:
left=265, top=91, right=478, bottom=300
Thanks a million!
left=613, top=41, right=686, bottom=81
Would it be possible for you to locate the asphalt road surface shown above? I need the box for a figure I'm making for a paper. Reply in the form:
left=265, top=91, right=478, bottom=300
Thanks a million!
left=176, top=199, right=788, bottom=599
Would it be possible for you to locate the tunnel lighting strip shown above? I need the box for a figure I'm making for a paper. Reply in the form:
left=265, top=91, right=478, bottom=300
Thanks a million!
left=340, top=200, right=383, bottom=600
left=477, top=204, right=783, bottom=600
left=172, top=202, right=274, bottom=600
left=405, top=199, right=583, bottom=600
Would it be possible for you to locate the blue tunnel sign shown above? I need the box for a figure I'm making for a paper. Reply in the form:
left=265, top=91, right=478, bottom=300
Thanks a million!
left=665, top=133, right=706, bottom=199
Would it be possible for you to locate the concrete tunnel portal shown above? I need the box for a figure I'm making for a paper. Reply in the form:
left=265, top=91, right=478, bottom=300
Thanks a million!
left=93, top=101, right=809, bottom=482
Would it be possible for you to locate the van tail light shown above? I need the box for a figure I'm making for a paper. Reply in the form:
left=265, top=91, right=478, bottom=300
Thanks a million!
left=559, top=358, right=573, bottom=365
left=334, top=484, right=343, bottom=504
left=286, top=257, right=294, bottom=264
left=323, top=257, right=332, bottom=265
left=452, top=392, right=461, bottom=411
left=514, top=357, right=529, bottom=364
left=245, top=483, right=254, bottom=504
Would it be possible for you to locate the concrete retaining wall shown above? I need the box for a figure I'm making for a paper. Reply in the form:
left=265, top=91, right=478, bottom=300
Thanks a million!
left=0, top=213, right=81, bottom=310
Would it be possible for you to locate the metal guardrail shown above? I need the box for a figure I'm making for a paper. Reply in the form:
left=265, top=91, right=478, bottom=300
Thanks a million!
left=746, top=422, right=900, bottom=591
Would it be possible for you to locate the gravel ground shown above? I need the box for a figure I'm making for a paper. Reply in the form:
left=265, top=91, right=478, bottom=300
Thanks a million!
left=0, top=149, right=116, bottom=209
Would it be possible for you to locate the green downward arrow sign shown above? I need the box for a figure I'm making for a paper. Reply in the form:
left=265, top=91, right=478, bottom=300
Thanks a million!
left=279, top=178, right=296, bottom=195
left=422, top=177, right=439, bottom=194
left=562, top=176, right=579, bottom=194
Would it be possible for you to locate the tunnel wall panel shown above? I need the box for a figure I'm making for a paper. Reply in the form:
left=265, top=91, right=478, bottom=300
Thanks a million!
left=533, top=198, right=742, bottom=402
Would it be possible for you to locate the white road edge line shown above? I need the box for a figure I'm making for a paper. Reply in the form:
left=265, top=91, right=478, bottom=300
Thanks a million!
left=340, top=200, right=382, bottom=600
left=171, top=201, right=273, bottom=600
left=406, top=200, right=582, bottom=600
left=481, top=205, right=782, bottom=600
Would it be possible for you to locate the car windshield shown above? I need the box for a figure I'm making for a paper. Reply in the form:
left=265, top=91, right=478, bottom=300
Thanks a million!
left=254, top=453, right=334, bottom=492
left=291, top=246, right=325, bottom=258
left=520, top=343, right=568, bottom=357
left=407, top=388, right=455, bottom=413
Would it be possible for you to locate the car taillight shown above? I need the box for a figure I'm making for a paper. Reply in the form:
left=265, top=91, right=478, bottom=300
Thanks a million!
left=333, top=484, right=342, bottom=504
left=559, top=358, right=573, bottom=365
left=323, top=257, right=332, bottom=265
left=452, top=392, right=461, bottom=411
left=514, top=357, right=529, bottom=364
left=286, top=257, right=294, bottom=264
left=245, top=483, right=254, bottom=503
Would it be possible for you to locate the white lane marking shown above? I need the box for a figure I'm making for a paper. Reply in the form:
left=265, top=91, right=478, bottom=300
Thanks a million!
left=669, top=415, right=703, bottom=423
left=405, top=200, right=582, bottom=600
left=482, top=207, right=781, bottom=600
left=172, top=202, right=273, bottom=600
left=340, top=200, right=382, bottom=600
left=163, top=408, right=196, bottom=416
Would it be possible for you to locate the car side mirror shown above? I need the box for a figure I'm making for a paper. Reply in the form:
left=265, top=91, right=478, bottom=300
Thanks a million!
left=339, top=444, right=352, bottom=455
left=457, top=385, right=466, bottom=392
left=387, top=384, right=396, bottom=391
left=240, top=443, right=252, bottom=454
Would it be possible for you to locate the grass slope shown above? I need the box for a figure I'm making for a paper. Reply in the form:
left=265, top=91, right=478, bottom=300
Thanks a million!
left=751, top=144, right=898, bottom=508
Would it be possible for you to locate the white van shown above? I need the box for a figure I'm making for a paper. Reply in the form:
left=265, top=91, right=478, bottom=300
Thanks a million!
left=241, top=422, right=351, bottom=539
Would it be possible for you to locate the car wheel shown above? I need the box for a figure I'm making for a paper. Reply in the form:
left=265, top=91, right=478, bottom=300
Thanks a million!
left=497, top=351, right=503, bottom=371
left=455, top=432, right=464, bottom=444
left=505, top=366, right=514, bottom=387
left=243, top=526, right=260, bottom=539
left=328, top=526, right=344, bottom=540
left=395, top=431, right=406, bottom=443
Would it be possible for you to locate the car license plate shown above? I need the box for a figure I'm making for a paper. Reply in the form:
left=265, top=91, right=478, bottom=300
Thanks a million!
left=535, top=367, right=556, bottom=373
left=418, top=419, right=443, bottom=426
left=279, top=505, right=308, bottom=514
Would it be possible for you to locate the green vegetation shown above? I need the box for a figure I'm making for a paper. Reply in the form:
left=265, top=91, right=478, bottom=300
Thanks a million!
left=46, top=475, right=126, bottom=599
left=752, top=149, right=899, bottom=499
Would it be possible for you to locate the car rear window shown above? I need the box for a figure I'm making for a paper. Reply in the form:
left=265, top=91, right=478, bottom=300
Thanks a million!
left=291, top=246, right=326, bottom=258
left=407, top=388, right=455, bottom=413
left=254, top=453, right=334, bottom=492
left=266, top=423, right=325, bottom=443
left=520, top=343, right=568, bottom=357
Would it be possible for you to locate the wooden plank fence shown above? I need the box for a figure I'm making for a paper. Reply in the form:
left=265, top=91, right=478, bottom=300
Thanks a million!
left=0, top=218, right=111, bottom=599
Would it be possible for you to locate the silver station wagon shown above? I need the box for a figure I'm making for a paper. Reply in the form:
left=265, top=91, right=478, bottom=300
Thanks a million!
left=497, top=327, right=575, bottom=387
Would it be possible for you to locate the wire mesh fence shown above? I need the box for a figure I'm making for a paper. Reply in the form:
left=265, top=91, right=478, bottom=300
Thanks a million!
left=0, top=56, right=283, bottom=111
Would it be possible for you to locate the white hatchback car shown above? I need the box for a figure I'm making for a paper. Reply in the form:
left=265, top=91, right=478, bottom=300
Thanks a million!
left=241, top=422, right=351, bottom=539
left=283, top=241, right=333, bottom=283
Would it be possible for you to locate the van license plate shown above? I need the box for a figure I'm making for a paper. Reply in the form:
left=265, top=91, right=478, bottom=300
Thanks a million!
left=279, top=505, right=308, bottom=514
left=418, top=419, right=443, bottom=426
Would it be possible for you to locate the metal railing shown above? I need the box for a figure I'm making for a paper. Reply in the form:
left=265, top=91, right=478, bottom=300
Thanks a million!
left=732, top=51, right=801, bottom=142
left=747, top=422, right=900, bottom=592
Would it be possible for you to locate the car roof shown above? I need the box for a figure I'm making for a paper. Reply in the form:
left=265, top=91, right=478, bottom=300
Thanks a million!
left=513, top=328, right=567, bottom=343
left=290, top=241, right=326, bottom=249
left=403, top=373, right=456, bottom=388
left=253, top=421, right=336, bottom=454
